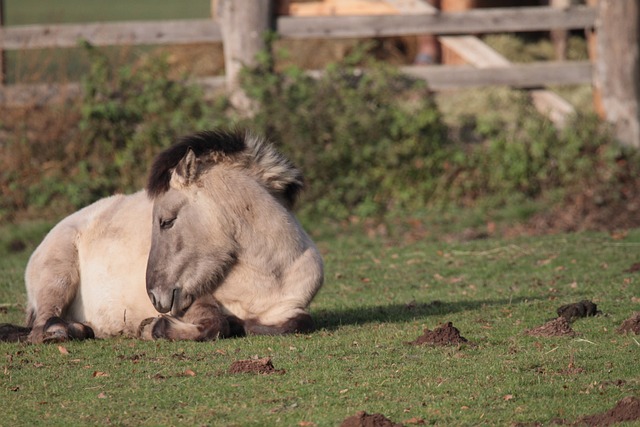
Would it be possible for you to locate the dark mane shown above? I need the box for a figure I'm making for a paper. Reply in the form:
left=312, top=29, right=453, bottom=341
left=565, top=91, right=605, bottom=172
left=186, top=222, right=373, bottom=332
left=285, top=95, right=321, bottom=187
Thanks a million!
left=146, top=130, right=246, bottom=198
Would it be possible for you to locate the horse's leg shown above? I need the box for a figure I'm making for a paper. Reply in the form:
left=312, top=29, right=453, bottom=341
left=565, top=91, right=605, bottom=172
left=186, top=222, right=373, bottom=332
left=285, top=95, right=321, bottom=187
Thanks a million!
left=0, top=324, right=32, bottom=342
left=242, top=245, right=322, bottom=336
left=25, top=229, right=89, bottom=343
left=138, top=295, right=231, bottom=341
left=244, top=311, right=315, bottom=336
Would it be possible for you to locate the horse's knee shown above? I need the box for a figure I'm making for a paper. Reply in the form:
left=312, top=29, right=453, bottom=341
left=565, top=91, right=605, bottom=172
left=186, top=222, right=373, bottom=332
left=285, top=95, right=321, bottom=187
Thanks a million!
left=245, top=312, right=315, bottom=335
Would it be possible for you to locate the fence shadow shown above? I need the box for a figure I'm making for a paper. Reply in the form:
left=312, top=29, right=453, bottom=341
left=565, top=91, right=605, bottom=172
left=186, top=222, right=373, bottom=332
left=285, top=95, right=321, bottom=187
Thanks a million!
left=313, top=297, right=540, bottom=331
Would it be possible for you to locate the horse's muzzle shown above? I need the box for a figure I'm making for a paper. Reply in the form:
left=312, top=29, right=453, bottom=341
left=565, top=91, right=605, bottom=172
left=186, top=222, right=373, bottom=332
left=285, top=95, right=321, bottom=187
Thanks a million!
left=147, top=287, right=177, bottom=314
left=148, top=288, right=193, bottom=316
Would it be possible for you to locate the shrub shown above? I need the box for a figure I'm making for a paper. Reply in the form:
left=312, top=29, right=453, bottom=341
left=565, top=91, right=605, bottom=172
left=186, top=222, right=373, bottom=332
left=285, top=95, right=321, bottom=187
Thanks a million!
left=438, top=97, right=624, bottom=203
left=240, top=50, right=449, bottom=220
left=2, top=42, right=638, bottom=232
left=74, top=42, right=229, bottom=201
left=4, top=43, right=230, bottom=219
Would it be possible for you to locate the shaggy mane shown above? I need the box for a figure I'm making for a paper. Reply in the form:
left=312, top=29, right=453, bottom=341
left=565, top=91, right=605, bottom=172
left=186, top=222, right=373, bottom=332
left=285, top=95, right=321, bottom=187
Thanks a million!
left=146, top=129, right=304, bottom=206
left=146, top=130, right=246, bottom=198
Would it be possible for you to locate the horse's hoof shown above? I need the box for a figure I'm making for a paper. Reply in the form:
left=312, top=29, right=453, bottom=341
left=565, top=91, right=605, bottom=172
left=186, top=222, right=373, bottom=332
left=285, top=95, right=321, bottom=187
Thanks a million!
left=67, top=322, right=95, bottom=340
left=38, top=317, right=95, bottom=342
left=138, top=317, right=158, bottom=340
left=40, top=317, right=70, bottom=342
left=42, top=329, right=69, bottom=343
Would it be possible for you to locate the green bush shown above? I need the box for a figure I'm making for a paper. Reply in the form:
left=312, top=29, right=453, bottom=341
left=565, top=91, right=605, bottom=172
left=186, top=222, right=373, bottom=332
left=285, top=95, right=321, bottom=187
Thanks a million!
left=241, top=51, right=449, bottom=220
left=439, top=97, right=622, bottom=209
left=2, top=42, right=638, bottom=230
left=21, top=43, right=230, bottom=214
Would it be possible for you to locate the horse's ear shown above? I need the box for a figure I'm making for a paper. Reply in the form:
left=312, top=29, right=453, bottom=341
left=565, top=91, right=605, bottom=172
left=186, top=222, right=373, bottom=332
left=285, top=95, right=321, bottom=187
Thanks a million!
left=172, top=148, right=198, bottom=188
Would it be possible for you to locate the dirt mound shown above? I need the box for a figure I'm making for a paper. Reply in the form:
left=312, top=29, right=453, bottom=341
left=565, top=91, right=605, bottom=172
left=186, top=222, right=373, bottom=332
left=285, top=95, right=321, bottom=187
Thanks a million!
left=340, top=411, right=403, bottom=427
left=228, top=357, right=285, bottom=375
left=408, top=322, right=469, bottom=346
left=522, top=169, right=640, bottom=235
left=578, top=396, right=640, bottom=426
left=557, top=300, right=600, bottom=321
left=623, top=262, right=640, bottom=273
left=526, top=317, right=576, bottom=337
left=617, top=312, right=640, bottom=335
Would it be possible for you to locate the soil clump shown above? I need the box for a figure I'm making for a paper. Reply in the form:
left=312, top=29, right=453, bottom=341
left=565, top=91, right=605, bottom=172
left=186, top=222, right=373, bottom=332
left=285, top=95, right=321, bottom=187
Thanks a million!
left=228, top=357, right=285, bottom=375
left=340, top=411, right=403, bottom=427
left=556, top=300, right=600, bottom=321
left=578, top=396, right=640, bottom=426
left=617, top=312, right=640, bottom=335
left=525, top=317, right=576, bottom=337
left=408, top=322, right=469, bottom=346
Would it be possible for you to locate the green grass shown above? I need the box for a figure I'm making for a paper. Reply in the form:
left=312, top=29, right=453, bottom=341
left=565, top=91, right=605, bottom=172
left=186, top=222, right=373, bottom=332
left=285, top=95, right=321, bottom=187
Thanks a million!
left=4, top=0, right=210, bottom=25
left=3, top=0, right=212, bottom=85
left=1, top=220, right=639, bottom=426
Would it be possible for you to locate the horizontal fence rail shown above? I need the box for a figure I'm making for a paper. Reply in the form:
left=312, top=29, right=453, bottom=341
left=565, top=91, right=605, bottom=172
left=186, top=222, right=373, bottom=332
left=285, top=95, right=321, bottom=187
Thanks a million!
left=1, top=19, right=222, bottom=50
left=1, top=2, right=637, bottom=147
left=0, top=60, right=592, bottom=106
left=402, top=61, right=592, bottom=90
left=0, top=5, right=597, bottom=107
left=277, top=5, right=596, bottom=39
left=0, top=6, right=595, bottom=50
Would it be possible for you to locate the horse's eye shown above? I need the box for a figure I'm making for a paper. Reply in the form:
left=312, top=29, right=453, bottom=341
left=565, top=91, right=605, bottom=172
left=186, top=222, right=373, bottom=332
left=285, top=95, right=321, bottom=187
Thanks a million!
left=159, top=217, right=176, bottom=230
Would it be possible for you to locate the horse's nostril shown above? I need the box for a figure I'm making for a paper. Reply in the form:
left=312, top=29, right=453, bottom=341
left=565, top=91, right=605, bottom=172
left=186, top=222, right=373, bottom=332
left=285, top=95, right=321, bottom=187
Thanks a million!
left=148, top=291, right=157, bottom=307
left=147, top=289, right=172, bottom=314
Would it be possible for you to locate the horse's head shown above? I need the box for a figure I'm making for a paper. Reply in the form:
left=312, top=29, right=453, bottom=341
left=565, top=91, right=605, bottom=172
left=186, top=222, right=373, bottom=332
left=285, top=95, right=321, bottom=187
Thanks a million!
left=145, top=132, right=244, bottom=315
left=144, top=130, right=303, bottom=315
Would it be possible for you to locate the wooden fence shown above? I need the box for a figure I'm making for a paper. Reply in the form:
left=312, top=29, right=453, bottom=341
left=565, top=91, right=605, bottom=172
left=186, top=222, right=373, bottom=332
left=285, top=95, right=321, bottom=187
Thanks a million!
left=0, top=0, right=637, bottom=146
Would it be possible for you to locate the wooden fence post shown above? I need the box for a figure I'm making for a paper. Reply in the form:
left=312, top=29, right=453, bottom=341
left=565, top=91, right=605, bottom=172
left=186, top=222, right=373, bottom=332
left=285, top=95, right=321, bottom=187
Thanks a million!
left=592, top=0, right=640, bottom=147
left=214, top=0, right=274, bottom=107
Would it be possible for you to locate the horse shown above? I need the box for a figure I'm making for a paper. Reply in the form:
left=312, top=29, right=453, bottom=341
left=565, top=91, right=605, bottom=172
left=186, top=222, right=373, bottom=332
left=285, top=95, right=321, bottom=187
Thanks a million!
left=12, top=129, right=324, bottom=343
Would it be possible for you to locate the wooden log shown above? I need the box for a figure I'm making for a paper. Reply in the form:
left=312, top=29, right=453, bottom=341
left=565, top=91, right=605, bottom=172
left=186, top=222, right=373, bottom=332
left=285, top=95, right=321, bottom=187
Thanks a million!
left=530, top=89, right=575, bottom=128
left=592, top=0, right=640, bottom=147
left=439, top=35, right=510, bottom=67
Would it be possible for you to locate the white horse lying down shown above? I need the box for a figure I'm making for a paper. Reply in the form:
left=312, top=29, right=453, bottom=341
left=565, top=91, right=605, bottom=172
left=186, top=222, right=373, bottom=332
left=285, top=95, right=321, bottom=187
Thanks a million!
left=20, top=129, right=324, bottom=342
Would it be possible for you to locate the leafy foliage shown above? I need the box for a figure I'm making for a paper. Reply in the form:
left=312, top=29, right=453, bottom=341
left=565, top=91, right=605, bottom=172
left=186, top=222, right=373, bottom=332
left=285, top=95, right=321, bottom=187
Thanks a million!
left=2, top=43, right=230, bottom=218
left=1, top=43, right=639, bottom=230
left=439, top=97, right=621, bottom=205
left=241, top=50, right=449, bottom=219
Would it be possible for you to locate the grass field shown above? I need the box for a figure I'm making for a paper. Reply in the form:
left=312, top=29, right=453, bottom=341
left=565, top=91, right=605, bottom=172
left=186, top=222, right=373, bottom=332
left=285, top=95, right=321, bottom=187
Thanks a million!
left=1, top=220, right=639, bottom=426
left=4, top=0, right=210, bottom=25
left=3, top=0, right=212, bottom=85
